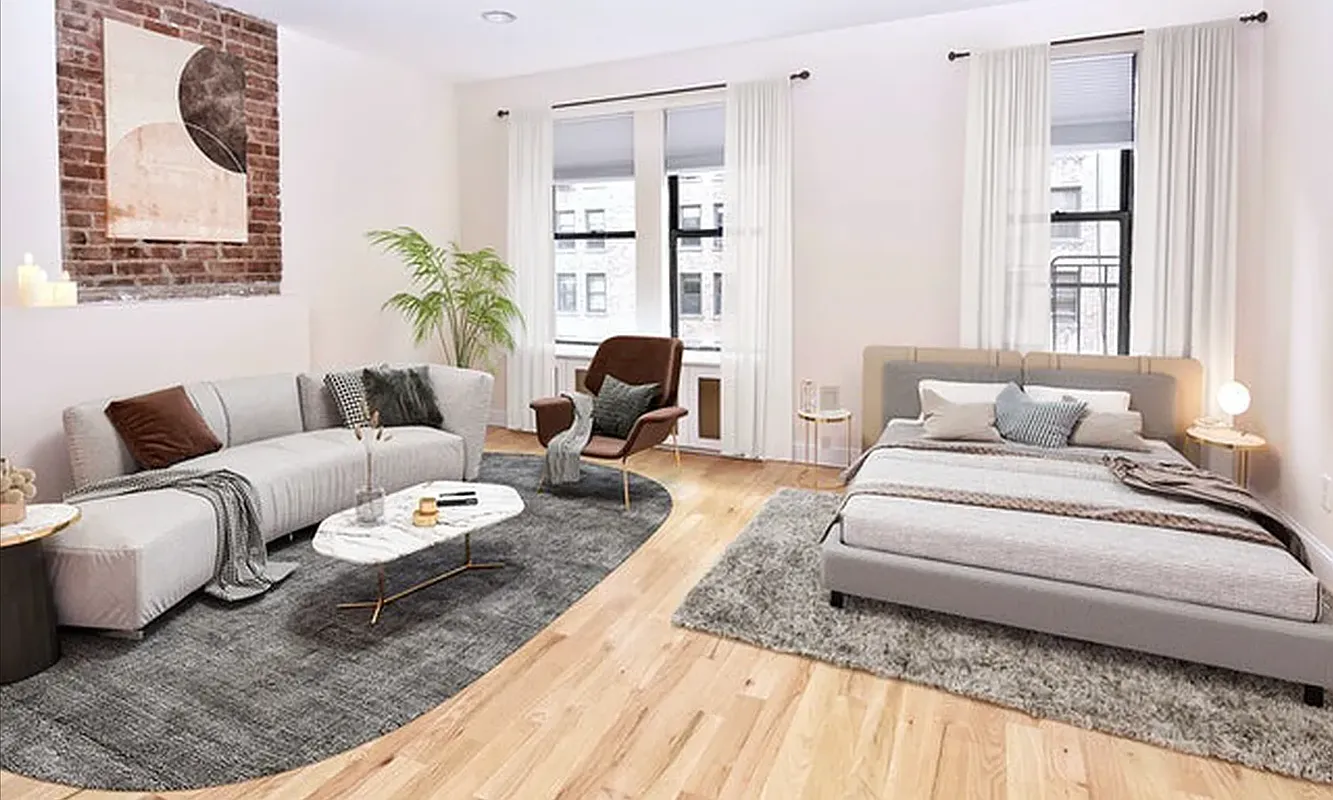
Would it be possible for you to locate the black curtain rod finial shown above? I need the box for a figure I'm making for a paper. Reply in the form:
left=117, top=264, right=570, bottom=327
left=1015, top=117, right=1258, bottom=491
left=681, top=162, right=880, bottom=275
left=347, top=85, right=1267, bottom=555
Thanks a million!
left=1240, top=10, right=1268, bottom=23
left=947, top=50, right=970, bottom=61
left=790, top=69, right=811, bottom=81
left=496, top=109, right=510, bottom=118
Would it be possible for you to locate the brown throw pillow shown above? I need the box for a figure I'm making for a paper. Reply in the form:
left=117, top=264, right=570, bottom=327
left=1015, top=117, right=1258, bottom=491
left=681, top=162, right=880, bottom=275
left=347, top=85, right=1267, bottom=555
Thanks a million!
left=105, top=386, right=223, bottom=470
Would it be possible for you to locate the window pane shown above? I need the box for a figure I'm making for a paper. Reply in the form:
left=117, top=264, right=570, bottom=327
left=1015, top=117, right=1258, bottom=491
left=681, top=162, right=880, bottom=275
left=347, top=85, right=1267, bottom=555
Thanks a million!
left=712, top=272, right=722, bottom=317
left=665, top=104, right=724, bottom=171
left=680, top=273, right=702, bottom=316
left=556, top=273, right=577, bottom=313
left=1051, top=149, right=1123, bottom=213
left=1052, top=53, right=1135, bottom=148
left=681, top=204, right=702, bottom=249
left=554, top=240, right=635, bottom=341
left=554, top=113, right=633, bottom=180
left=1051, top=220, right=1122, bottom=355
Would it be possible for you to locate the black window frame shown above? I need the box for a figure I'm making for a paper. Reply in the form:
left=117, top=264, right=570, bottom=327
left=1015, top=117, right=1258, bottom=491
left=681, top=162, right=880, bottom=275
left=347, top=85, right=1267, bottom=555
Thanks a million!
left=667, top=174, right=723, bottom=348
left=585, top=272, right=608, bottom=314
left=1050, top=147, right=1135, bottom=356
left=555, top=272, right=578, bottom=313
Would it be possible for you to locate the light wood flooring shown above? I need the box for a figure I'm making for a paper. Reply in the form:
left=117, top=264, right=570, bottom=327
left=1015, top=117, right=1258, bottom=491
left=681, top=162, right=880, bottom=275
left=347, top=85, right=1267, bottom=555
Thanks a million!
left=4, top=428, right=1330, bottom=800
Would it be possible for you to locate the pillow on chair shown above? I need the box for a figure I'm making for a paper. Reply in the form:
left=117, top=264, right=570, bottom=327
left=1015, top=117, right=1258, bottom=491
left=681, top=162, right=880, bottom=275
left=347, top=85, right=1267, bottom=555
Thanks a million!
left=592, top=376, right=660, bottom=439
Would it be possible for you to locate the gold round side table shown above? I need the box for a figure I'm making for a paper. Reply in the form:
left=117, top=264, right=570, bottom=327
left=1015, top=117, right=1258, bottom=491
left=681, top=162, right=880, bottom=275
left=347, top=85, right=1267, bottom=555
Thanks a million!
left=798, top=408, right=853, bottom=487
left=1, top=503, right=80, bottom=684
left=1185, top=425, right=1266, bottom=487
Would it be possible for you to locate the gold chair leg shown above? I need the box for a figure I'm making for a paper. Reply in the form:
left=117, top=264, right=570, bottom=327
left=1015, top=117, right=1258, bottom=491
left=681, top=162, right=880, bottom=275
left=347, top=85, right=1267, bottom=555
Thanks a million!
left=672, top=425, right=681, bottom=468
left=622, top=459, right=631, bottom=510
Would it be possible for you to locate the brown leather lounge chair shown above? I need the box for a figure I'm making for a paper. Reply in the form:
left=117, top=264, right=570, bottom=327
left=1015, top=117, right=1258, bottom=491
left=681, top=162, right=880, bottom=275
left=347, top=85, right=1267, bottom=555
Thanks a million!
left=530, top=335, right=688, bottom=508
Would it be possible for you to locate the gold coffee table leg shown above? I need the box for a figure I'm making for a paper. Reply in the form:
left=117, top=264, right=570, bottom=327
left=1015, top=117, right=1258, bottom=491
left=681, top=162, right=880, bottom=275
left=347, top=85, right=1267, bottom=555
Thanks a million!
left=337, top=532, right=504, bottom=625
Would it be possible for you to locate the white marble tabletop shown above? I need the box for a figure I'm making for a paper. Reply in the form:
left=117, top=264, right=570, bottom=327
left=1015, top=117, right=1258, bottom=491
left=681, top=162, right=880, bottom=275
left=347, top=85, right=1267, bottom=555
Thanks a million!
left=1, top=503, right=81, bottom=548
left=312, top=481, right=524, bottom=566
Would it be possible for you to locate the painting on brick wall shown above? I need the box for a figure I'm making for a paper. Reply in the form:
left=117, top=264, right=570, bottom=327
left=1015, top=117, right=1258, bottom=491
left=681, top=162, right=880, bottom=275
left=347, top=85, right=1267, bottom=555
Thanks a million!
left=103, top=19, right=248, bottom=242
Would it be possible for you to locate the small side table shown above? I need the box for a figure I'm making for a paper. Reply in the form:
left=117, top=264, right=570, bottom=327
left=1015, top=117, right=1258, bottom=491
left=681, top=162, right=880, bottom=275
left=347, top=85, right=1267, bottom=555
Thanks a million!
left=1, top=503, right=80, bottom=684
left=798, top=409, right=854, bottom=485
left=1185, top=426, right=1266, bottom=487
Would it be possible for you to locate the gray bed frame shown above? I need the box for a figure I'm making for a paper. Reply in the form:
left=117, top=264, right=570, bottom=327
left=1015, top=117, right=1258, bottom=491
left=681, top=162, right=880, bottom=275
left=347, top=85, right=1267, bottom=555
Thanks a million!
left=822, top=346, right=1332, bottom=706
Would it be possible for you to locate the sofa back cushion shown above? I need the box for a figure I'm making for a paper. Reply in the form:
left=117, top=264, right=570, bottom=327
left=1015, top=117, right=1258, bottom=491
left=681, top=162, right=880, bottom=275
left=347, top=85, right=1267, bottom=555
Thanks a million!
left=211, top=374, right=304, bottom=447
left=297, top=373, right=341, bottom=431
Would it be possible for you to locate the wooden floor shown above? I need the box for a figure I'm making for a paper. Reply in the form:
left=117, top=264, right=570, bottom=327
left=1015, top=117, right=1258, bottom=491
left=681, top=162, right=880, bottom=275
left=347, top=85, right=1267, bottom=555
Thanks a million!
left=4, top=428, right=1330, bottom=800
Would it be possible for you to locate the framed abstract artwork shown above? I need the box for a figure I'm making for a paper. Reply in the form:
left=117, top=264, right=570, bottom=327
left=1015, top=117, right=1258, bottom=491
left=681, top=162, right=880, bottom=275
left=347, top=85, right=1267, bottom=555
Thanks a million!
left=103, top=19, right=248, bottom=242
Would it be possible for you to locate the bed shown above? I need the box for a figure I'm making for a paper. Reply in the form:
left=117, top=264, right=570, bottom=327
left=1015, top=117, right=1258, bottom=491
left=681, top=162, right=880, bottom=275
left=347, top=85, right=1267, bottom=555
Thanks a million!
left=821, top=346, right=1332, bottom=704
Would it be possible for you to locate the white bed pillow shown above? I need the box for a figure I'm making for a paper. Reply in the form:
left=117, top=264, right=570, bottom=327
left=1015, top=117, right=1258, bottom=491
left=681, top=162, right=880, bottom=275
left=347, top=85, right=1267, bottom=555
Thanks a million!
left=1068, top=410, right=1152, bottom=451
left=920, top=389, right=1003, bottom=442
left=917, top=379, right=1009, bottom=409
left=1024, top=385, right=1131, bottom=413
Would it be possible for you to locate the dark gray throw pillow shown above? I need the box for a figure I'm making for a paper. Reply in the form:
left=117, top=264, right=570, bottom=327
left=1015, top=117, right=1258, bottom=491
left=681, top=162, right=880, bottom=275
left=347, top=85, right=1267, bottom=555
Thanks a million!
left=592, top=375, right=660, bottom=440
left=994, top=382, right=1086, bottom=448
left=361, top=366, right=444, bottom=429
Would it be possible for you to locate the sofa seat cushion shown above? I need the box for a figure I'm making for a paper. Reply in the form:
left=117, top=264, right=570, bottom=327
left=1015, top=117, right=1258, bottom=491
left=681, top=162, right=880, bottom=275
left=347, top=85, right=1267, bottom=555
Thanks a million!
left=177, top=426, right=465, bottom=540
left=45, top=490, right=219, bottom=631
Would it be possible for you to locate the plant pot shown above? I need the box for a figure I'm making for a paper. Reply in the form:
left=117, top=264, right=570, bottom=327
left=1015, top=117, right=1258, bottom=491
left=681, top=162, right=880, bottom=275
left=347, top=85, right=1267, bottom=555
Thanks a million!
left=0, top=499, right=26, bottom=526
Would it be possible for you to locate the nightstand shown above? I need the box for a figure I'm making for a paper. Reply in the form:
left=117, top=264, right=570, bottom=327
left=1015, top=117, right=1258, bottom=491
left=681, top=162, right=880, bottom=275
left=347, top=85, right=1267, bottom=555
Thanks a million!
left=1185, top=425, right=1266, bottom=487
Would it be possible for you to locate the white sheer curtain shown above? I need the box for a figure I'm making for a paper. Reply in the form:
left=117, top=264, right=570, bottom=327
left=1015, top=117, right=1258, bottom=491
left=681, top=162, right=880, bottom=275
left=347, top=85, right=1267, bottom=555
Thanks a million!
left=959, top=44, right=1052, bottom=352
left=720, top=79, right=793, bottom=460
left=1132, top=22, right=1238, bottom=416
left=505, top=110, right=556, bottom=431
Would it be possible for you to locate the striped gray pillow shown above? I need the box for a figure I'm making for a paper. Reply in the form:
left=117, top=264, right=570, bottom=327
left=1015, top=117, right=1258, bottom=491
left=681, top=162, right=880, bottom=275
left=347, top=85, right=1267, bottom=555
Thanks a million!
left=994, top=383, right=1086, bottom=448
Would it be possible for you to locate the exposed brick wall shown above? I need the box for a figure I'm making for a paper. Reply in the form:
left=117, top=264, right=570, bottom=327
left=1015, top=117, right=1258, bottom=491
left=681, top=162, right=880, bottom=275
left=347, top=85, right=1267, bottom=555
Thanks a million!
left=56, top=0, right=280, bottom=301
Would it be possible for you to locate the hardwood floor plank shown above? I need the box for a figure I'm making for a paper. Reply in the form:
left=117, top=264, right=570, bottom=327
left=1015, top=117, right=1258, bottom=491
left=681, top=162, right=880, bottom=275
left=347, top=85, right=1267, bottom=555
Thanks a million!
left=5, top=429, right=1328, bottom=800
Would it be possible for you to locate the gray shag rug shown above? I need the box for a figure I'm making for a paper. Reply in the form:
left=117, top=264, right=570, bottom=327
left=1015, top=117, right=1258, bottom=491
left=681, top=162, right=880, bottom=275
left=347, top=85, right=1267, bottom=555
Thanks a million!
left=672, top=489, right=1333, bottom=784
left=0, top=454, right=671, bottom=792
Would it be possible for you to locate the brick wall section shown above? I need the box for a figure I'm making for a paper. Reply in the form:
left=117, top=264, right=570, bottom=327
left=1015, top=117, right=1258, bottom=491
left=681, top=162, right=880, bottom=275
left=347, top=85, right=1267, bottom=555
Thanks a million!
left=56, top=0, right=280, bottom=300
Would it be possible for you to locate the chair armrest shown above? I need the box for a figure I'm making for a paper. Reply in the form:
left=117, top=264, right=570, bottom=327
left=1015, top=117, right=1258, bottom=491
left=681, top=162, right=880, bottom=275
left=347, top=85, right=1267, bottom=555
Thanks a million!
left=427, top=365, right=495, bottom=480
left=625, top=406, right=689, bottom=455
left=530, top=396, right=575, bottom=446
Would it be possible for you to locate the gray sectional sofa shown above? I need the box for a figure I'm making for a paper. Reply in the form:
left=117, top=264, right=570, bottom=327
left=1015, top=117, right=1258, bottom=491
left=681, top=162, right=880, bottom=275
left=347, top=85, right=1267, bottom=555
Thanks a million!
left=50, top=364, right=494, bottom=633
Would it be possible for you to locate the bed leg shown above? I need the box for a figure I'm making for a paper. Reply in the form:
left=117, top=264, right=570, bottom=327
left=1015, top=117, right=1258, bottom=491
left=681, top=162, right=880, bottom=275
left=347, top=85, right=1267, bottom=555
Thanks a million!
left=1303, top=684, right=1325, bottom=708
left=829, top=590, right=846, bottom=609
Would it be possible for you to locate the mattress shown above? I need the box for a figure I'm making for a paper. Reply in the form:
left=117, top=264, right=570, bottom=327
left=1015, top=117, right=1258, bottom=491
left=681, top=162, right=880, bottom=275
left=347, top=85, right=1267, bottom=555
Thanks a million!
left=839, top=431, right=1322, bottom=623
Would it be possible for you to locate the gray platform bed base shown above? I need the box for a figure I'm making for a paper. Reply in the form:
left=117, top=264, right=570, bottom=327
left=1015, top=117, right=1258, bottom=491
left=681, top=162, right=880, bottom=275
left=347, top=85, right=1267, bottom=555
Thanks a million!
left=822, top=532, right=1333, bottom=707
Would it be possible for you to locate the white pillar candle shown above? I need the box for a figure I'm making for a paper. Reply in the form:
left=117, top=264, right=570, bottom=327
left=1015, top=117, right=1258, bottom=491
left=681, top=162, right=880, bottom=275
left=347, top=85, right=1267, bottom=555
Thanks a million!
left=51, top=273, right=78, bottom=307
left=15, top=254, right=50, bottom=307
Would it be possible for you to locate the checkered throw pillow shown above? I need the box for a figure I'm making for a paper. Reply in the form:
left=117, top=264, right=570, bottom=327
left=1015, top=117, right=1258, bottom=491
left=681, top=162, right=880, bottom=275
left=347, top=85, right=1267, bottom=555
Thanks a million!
left=324, top=370, right=369, bottom=427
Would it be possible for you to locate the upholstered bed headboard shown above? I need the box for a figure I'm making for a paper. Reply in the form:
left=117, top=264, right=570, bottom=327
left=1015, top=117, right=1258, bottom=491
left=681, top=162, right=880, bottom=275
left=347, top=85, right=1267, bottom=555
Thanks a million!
left=861, top=346, right=1204, bottom=449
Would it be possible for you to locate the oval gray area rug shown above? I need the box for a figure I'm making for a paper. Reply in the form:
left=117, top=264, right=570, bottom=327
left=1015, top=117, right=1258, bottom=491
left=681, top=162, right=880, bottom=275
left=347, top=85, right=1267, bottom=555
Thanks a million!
left=672, top=489, right=1333, bottom=785
left=0, top=454, right=671, bottom=791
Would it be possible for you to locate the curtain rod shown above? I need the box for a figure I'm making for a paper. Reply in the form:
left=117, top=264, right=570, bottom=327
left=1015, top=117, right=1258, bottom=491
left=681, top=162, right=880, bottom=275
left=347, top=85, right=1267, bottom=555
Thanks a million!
left=496, top=70, right=810, bottom=118
left=946, top=10, right=1267, bottom=61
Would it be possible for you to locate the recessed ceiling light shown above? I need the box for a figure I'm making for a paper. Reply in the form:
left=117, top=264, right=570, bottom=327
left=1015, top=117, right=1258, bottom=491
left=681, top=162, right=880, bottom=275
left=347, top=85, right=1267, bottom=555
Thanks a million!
left=480, top=9, right=517, bottom=24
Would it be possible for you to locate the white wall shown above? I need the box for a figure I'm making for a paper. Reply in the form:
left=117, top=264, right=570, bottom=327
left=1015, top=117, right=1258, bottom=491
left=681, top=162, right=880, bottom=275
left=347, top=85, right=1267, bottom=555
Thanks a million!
left=1238, top=0, right=1333, bottom=548
left=0, top=8, right=459, bottom=500
left=456, top=0, right=1262, bottom=437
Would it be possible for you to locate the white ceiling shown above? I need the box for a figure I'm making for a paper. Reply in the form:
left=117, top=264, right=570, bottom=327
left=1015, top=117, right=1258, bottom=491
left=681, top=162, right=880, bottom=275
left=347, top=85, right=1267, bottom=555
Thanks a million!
left=223, top=0, right=1025, bottom=82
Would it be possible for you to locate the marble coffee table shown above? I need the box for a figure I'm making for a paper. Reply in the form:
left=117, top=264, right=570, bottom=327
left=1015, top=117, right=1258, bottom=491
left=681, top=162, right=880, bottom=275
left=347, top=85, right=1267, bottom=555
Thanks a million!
left=313, top=481, right=524, bottom=624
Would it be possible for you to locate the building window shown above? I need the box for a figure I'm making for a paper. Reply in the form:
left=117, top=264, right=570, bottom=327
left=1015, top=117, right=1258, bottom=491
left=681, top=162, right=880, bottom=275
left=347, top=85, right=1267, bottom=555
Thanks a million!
left=585, top=208, right=606, bottom=250
left=712, top=203, right=724, bottom=250
left=586, top=272, right=607, bottom=313
left=712, top=272, right=722, bottom=317
left=552, top=112, right=637, bottom=343
left=555, top=210, right=576, bottom=250
left=680, top=204, right=702, bottom=249
left=680, top=272, right=702, bottom=316
left=1050, top=187, right=1082, bottom=239
left=556, top=273, right=577, bottom=312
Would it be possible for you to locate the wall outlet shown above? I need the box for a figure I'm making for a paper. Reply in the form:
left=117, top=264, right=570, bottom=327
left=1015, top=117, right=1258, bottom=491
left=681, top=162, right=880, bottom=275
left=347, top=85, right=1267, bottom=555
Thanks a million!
left=1323, top=474, right=1332, bottom=514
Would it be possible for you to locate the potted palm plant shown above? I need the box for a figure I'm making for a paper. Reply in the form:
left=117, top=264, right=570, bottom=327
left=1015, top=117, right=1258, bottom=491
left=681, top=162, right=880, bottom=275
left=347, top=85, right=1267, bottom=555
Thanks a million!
left=367, top=227, right=523, bottom=370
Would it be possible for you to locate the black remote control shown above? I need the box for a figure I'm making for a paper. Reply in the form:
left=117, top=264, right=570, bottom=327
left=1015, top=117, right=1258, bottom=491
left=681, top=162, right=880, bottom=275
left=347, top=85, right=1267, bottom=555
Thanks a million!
left=436, top=496, right=479, bottom=507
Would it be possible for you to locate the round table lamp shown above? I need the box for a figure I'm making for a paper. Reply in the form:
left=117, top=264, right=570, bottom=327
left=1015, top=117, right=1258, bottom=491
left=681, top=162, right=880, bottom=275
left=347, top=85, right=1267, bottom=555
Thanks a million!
left=1217, top=380, right=1251, bottom=418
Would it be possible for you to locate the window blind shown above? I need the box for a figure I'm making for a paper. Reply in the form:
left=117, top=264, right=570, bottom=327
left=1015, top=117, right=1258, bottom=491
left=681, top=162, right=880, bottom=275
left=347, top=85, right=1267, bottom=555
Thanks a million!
left=554, top=113, right=633, bottom=181
left=665, top=104, right=724, bottom=171
left=1051, top=53, right=1135, bottom=148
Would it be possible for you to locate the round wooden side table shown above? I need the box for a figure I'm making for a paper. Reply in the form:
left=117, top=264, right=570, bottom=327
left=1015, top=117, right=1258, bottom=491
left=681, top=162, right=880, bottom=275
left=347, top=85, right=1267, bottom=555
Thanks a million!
left=1, top=503, right=79, bottom=684
left=1185, top=425, right=1266, bottom=487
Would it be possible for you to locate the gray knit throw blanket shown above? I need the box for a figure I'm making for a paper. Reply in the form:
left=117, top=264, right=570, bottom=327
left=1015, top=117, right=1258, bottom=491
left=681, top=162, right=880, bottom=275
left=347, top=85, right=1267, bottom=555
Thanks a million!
left=545, top=392, right=595, bottom=486
left=65, top=469, right=297, bottom=602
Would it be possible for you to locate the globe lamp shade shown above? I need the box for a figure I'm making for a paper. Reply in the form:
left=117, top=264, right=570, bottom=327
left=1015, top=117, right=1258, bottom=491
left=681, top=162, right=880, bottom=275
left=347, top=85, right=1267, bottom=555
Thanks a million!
left=1217, top=381, right=1251, bottom=417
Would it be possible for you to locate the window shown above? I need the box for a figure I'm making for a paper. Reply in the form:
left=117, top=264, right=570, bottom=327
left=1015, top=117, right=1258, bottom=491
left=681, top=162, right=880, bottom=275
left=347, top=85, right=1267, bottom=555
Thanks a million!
left=712, top=272, right=722, bottom=317
left=680, top=205, right=702, bottom=249
left=586, top=273, right=607, bottom=313
left=712, top=203, right=724, bottom=250
left=555, top=210, right=576, bottom=250
left=680, top=273, right=702, bottom=316
left=585, top=209, right=606, bottom=250
left=556, top=273, right=577, bottom=312
left=553, top=112, right=636, bottom=342
left=1050, top=187, right=1082, bottom=239
left=1049, top=52, right=1136, bottom=356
